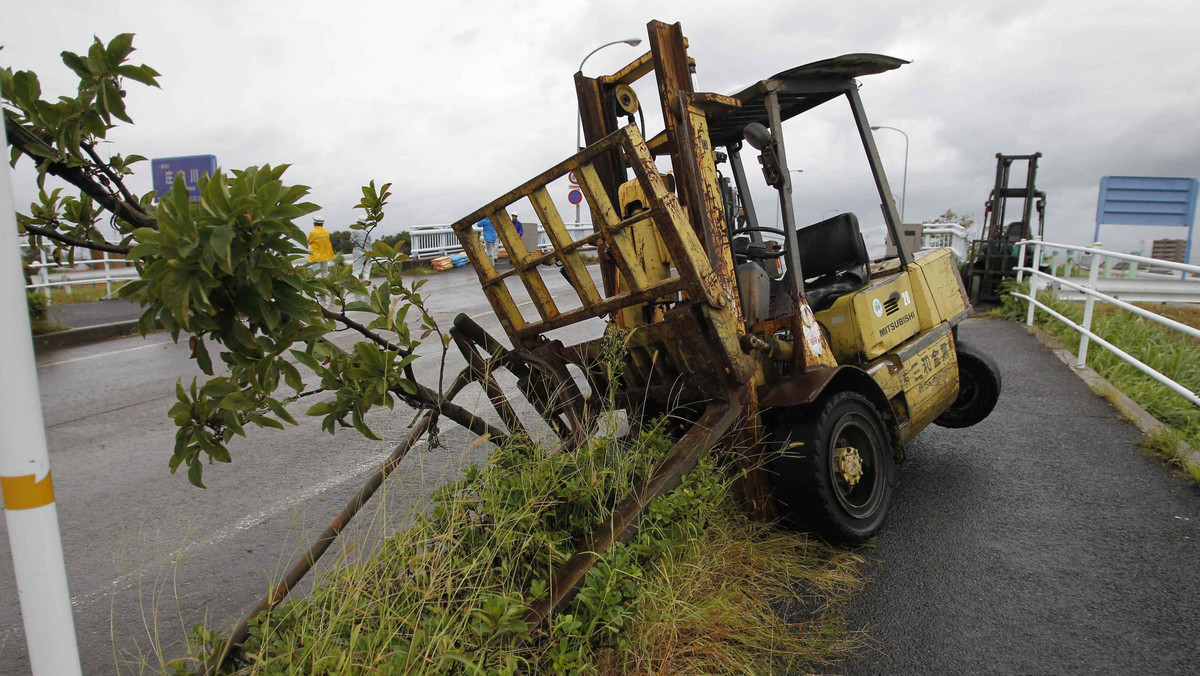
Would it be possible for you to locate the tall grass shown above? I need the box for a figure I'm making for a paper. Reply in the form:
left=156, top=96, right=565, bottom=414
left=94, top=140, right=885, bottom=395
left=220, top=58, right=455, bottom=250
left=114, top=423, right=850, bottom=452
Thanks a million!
left=185, top=416, right=865, bottom=674
left=1000, top=280, right=1200, bottom=482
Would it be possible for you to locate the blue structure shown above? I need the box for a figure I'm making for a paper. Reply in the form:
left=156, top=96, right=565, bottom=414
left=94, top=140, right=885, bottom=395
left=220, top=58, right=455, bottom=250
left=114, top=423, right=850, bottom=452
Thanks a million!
left=1094, top=176, right=1199, bottom=266
left=151, top=155, right=218, bottom=202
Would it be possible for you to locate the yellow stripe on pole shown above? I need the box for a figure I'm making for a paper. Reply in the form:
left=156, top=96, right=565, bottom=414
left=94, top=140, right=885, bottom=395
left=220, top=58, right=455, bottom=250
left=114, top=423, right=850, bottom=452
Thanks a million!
left=1, top=472, right=55, bottom=510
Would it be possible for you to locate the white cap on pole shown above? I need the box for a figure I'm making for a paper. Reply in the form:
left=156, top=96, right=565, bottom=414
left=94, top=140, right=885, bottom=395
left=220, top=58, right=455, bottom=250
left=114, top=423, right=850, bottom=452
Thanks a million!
left=0, top=121, right=84, bottom=673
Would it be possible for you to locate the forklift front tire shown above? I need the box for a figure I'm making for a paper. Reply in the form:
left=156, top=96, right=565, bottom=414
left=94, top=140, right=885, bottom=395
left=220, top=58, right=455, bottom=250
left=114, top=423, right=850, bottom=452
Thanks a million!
left=771, top=392, right=894, bottom=543
left=934, top=340, right=1002, bottom=428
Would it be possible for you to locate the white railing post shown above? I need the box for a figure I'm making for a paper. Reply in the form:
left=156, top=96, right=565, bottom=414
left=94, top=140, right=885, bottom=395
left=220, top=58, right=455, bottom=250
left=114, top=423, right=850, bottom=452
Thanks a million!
left=39, top=248, right=50, bottom=301
left=103, top=251, right=112, bottom=296
left=0, top=121, right=83, bottom=675
left=1026, top=237, right=1043, bottom=326
left=1016, top=241, right=1027, bottom=283
left=1077, top=242, right=1103, bottom=368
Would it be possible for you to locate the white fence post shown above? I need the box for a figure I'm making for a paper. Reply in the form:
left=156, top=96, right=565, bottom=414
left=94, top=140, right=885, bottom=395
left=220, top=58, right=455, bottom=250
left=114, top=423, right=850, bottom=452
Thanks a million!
left=1016, top=241, right=1027, bottom=283
left=38, top=248, right=50, bottom=301
left=103, top=251, right=111, bottom=296
left=1076, top=242, right=1103, bottom=368
left=1026, top=237, right=1043, bottom=326
left=0, top=122, right=83, bottom=675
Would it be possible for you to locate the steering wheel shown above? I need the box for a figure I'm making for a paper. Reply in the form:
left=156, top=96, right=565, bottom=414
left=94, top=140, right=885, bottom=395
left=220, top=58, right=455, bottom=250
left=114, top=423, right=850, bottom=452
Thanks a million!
left=731, top=226, right=787, bottom=259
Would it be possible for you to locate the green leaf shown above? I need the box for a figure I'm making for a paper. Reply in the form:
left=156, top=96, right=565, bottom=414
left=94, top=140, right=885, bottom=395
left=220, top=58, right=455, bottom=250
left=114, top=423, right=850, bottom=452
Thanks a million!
left=250, top=415, right=284, bottom=430
left=115, top=64, right=161, bottom=88
left=306, top=401, right=335, bottom=417
left=60, top=51, right=90, bottom=78
left=187, top=459, right=206, bottom=489
left=291, top=349, right=323, bottom=372
left=281, top=361, right=304, bottom=391
left=105, top=33, right=135, bottom=65
left=265, top=398, right=298, bottom=426
left=209, top=224, right=234, bottom=273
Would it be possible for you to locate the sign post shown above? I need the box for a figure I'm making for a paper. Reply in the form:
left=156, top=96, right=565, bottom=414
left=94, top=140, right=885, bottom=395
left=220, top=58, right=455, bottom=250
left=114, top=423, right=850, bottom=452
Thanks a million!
left=569, top=170, right=582, bottom=225
left=151, top=154, right=218, bottom=202
left=0, top=115, right=83, bottom=675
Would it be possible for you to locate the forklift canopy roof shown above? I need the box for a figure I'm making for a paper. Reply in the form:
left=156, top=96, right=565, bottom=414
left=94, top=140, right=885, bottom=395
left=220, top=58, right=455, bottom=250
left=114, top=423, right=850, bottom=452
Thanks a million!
left=706, top=53, right=908, bottom=147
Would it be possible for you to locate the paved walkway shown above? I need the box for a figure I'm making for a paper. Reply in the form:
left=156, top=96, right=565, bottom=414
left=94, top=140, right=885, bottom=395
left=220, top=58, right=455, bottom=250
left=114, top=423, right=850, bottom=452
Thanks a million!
left=840, top=319, right=1200, bottom=675
left=47, top=298, right=141, bottom=329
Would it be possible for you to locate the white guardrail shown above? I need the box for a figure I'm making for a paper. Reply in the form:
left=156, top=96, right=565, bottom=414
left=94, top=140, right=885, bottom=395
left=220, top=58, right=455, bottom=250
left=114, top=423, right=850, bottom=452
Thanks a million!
left=1012, top=238, right=1200, bottom=407
left=408, top=222, right=595, bottom=259
left=921, top=223, right=970, bottom=263
left=25, top=250, right=139, bottom=299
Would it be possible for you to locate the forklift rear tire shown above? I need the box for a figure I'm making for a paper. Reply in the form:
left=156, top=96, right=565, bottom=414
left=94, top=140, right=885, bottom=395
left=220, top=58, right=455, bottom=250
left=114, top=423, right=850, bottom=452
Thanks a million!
left=934, top=340, right=1002, bottom=428
left=771, top=392, right=894, bottom=543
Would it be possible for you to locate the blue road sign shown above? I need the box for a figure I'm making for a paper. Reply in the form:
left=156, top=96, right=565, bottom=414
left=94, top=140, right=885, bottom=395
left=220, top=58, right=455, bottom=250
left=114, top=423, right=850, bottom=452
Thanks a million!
left=567, top=189, right=583, bottom=205
left=1094, top=176, right=1199, bottom=267
left=151, top=155, right=217, bottom=202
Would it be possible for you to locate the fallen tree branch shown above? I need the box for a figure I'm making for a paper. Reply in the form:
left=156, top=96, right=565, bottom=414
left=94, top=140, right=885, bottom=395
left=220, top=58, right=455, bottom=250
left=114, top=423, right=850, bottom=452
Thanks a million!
left=4, top=113, right=158, bottom=231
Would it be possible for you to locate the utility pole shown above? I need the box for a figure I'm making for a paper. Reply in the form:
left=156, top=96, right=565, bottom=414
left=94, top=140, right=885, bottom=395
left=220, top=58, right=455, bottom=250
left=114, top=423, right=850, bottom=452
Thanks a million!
left=0, top=119, right=83, bottom=675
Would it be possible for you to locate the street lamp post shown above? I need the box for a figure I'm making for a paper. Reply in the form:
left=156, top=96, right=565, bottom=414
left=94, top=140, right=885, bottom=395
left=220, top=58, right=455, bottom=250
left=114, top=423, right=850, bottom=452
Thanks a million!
left=871, top=125, right=909, bottom=223
left=575, top=38, right=642, bottom=225
left=775, top=169, right=804, bottom=227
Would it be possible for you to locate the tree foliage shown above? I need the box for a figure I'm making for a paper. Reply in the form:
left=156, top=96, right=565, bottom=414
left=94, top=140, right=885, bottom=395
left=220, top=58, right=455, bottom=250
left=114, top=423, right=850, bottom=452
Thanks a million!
left=3, top=34, right=446, bottom=488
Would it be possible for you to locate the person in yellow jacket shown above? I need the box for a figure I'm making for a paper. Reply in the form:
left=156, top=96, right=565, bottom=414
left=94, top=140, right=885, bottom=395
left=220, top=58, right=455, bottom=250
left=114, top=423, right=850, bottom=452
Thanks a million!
left=308, top=217, right=335, bottom=304
left=307, top=218, right=335, bottom=270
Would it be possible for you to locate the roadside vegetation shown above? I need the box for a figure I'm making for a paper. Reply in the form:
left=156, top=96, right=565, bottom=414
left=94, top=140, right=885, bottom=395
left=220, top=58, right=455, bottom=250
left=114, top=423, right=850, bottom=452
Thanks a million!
left=183, top=416, right=865, bottom=675
left=1000, top=280, right=1200, bottom=483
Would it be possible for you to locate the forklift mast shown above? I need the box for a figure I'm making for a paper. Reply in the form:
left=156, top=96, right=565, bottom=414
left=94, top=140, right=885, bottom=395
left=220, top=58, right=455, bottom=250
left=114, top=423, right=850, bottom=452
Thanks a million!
left=982, top=152, right=1046, bottom=242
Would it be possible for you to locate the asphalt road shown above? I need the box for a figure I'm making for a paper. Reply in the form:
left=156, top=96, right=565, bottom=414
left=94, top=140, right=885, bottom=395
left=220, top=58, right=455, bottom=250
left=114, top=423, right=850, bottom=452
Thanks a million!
left=839, top=319, right=1200, bottom=675
left=1, top=264, right=605, bottom=674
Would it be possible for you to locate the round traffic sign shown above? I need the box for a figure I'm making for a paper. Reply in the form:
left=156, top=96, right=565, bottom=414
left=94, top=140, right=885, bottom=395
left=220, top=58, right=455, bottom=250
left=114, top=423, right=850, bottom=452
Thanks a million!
left=567, top=170, right=579, bottom=186
left=567, top=189, right=583, bottom=205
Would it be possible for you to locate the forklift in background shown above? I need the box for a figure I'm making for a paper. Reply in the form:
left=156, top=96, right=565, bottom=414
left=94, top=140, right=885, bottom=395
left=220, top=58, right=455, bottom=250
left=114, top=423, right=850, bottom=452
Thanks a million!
left=964, top=152, right=1047, bottom=303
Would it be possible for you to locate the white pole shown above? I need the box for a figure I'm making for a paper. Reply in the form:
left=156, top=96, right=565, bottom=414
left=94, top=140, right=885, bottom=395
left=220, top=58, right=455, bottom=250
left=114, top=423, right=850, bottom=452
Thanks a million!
left=103, top=251, right=112, bottom=296
left=0, top=122, right=83, bottom=674
left=1026, top=238, right=1043, bottom=326
left=1016, top=241, right=1027, bottom=283
left=39, top=248, right=49, bottom=301
left=1077, top=242, right=1103, bottom=368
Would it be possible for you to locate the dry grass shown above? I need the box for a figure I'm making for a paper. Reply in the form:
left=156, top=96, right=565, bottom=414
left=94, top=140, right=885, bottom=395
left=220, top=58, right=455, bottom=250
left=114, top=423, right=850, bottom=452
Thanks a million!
left=598, top=515, right=866, bottom=675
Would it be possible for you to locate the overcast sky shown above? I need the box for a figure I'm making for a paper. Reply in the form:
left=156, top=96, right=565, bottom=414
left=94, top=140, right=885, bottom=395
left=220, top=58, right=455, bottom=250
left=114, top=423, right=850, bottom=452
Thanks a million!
left=5, top=1, right=1200, bottom=261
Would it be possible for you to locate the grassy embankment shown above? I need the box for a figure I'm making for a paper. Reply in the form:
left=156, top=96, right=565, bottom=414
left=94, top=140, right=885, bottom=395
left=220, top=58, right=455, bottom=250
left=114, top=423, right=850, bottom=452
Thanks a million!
left=186, top=421, right=865, bottom=675
left=186, top=335, right=867, bottom=674
left=999, top=280, right=1200, bottom=483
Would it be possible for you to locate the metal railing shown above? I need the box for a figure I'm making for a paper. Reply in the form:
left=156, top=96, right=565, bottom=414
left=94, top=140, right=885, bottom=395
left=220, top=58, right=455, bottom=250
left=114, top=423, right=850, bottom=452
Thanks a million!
left=921, top=223, right=969, bottom=263
left=1012, top=238, right=1200, bottom=407
left=25, top=250, right=139, bottom=299
left=409, top=222, right=595, bottom=259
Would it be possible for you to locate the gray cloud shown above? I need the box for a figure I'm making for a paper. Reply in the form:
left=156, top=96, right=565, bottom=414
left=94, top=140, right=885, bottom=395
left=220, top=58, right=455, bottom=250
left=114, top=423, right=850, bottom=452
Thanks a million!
left=5, top=1, right=1199, bottom=260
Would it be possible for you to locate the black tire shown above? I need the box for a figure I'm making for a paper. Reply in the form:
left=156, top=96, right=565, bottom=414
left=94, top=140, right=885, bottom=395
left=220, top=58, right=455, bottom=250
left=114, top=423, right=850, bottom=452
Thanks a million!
left=934, top=339, right=1002, bottom=428
left=770, top=392, right=894, bottom=543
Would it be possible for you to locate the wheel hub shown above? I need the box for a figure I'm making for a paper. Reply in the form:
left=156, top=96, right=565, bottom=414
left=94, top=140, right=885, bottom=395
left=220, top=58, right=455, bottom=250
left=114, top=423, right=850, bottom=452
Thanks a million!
left=834, top=441, right=863, bottom=487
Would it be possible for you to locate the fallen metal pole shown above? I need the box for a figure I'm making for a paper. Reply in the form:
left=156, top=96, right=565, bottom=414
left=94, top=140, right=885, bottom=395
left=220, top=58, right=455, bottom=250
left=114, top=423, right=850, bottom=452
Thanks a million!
left=0, top=119, right=83, bottom=674
left=523, top=400, right=740, bottom=628
left=209, top=410, right=435, bottom=672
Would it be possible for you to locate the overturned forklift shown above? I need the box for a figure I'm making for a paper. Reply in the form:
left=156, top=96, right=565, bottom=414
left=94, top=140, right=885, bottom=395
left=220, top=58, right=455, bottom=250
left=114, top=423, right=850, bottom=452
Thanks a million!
left=446, top=20, right=1000, bottom=620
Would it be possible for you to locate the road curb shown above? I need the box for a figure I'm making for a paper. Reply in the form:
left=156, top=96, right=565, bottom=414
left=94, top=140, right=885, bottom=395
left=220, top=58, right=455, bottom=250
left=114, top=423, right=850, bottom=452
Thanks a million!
left=1023, top=322, right=1200, bottom=466
left=33, top=319, right=146, bottom=354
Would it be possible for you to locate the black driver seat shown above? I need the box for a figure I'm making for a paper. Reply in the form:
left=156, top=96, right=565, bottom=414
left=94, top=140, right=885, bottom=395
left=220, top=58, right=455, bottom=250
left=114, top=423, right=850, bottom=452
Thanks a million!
left=796, top=213, right=870, bottom=312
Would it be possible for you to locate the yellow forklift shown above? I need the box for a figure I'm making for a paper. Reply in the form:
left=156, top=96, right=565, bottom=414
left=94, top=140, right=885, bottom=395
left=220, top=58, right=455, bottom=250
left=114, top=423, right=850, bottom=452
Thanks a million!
left=446, top=20, right=1001, bottom=593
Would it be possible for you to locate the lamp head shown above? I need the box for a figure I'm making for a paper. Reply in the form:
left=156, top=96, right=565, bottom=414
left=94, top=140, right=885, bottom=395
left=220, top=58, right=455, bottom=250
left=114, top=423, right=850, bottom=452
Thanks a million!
left=623, top=38, right=643, bottom=46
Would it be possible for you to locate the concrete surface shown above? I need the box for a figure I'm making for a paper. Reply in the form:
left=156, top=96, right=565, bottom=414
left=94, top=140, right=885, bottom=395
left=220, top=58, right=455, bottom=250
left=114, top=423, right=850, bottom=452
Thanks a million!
left=839, top=319, right=1200, bottom=675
